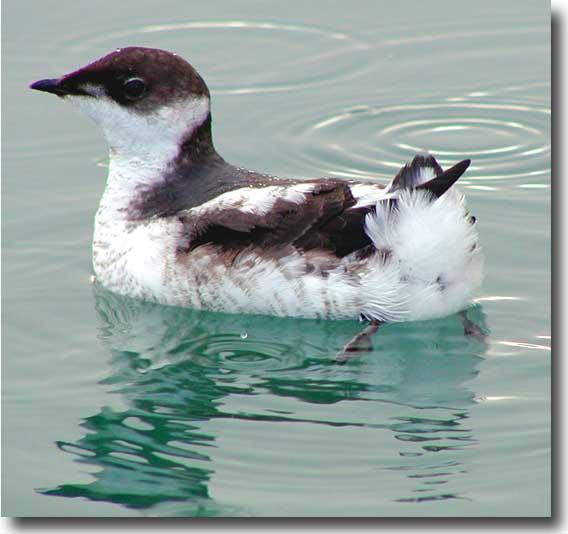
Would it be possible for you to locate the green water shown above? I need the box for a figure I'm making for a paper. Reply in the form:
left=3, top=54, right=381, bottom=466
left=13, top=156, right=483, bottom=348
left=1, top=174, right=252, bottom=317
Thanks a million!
left=2, top=0, right=550, bottom=517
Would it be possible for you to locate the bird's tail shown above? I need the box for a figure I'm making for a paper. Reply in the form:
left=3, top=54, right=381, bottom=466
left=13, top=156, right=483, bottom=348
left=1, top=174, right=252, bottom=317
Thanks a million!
left=385, top=155, right=471, bottom=199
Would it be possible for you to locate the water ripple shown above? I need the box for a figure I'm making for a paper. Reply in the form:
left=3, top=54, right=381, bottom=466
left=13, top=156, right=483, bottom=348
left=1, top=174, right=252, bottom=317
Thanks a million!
left=37, top=287, right=488, bottom=513
left=292, top=94, right=550, bottom=184
left=56, top=20, right=372, bottom=94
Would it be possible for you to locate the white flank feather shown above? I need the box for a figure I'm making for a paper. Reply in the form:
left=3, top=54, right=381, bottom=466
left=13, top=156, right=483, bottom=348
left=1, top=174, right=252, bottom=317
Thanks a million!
left=365, top=189, right=483, bottom=321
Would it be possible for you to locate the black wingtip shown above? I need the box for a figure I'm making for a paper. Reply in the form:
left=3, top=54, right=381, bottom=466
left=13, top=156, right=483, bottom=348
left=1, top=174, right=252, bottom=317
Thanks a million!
left=416, top=159, right=471, bottom=198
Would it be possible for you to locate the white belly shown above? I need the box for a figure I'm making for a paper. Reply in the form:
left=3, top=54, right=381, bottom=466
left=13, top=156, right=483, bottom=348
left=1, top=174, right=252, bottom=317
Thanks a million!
left=92, top=189, right=483, bottom=322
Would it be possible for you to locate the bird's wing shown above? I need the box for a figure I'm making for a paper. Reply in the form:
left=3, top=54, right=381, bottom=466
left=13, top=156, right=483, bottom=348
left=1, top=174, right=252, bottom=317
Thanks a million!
left=178, top=180, right=373, bottom=257
left=177, top=156, right=471, bottom=258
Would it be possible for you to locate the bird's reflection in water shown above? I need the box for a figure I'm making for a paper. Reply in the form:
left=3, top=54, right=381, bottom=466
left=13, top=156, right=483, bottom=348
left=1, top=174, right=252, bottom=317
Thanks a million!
left=41, top=283, right=488, bottom=515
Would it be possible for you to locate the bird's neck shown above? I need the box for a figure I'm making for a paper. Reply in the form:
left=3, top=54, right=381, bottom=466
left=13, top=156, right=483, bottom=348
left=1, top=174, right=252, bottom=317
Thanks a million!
left=98, top=112, right=221, bottom=221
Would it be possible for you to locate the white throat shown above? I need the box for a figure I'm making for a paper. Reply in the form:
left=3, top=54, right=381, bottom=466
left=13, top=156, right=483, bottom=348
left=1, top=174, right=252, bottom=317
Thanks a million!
left=68, top=93, right=211, bottom=216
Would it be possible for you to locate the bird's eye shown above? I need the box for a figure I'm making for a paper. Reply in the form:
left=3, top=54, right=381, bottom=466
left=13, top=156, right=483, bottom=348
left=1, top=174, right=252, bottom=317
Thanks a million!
left=123, top=78, right=146, bottom=100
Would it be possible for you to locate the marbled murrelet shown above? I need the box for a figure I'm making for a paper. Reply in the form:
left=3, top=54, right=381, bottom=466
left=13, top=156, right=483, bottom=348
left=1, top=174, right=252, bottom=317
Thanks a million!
left=30, top=47, right=483, bottom=321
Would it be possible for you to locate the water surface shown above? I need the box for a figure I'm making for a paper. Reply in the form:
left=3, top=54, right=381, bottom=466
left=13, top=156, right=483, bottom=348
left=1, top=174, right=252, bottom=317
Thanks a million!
left=2, top=0, right=550, bottom=517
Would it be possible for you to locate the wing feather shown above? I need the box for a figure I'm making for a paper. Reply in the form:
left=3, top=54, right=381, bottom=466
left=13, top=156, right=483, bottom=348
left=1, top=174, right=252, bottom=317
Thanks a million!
left=178, top=180, right=372, bottom=257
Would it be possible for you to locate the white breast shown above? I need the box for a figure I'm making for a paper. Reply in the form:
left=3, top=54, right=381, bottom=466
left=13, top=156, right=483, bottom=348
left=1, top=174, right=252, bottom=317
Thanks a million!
left=93, top=213, right=183, bottom=302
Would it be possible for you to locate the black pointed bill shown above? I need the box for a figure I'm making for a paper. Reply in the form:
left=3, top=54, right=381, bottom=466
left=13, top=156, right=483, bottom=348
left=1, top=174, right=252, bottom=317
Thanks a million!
left=29, top=78, right=90, bottom=97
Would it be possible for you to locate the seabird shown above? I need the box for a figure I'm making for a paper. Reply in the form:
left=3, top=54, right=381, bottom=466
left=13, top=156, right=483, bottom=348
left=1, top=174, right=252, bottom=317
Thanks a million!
left=30, top=47, right=484, bottom=358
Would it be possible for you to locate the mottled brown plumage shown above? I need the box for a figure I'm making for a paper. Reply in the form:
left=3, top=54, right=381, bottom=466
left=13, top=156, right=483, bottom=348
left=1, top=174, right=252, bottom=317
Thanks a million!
left=178, top=180, right=373, bottom=257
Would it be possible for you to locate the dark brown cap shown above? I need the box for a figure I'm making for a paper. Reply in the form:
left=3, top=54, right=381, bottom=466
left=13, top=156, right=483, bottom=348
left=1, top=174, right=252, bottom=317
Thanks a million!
left=30, top=46, right=209, bottom=113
